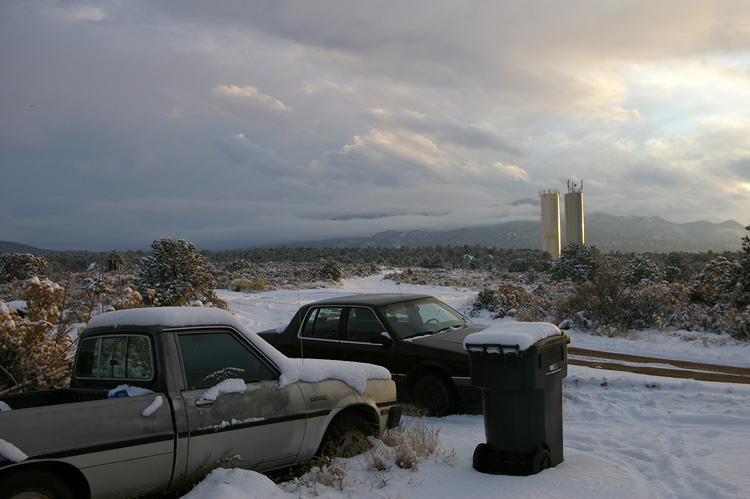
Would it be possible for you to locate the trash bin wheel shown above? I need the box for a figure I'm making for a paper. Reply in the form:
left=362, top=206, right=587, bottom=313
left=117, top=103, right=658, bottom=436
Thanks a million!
left=532, top=446, right=552, bottom=474
left=472, top=442, right=490, bottom=473
left=414, top=373, right=458, bottom=417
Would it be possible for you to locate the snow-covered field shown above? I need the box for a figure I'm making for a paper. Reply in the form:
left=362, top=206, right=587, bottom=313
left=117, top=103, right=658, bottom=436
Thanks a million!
left=186, top=274, right=750, bottom=498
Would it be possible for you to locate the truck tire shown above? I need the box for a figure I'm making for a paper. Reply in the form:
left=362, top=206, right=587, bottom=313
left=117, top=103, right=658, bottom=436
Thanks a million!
left=0, top=469, right=74, bottom=499
left=319, top=413, right=374, bottom=458
left=414, top=374, right=458, bottom=417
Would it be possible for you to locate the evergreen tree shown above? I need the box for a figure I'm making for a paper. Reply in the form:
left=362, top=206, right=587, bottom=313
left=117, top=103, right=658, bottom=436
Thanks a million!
left=136, top=238, right=222, bottom=307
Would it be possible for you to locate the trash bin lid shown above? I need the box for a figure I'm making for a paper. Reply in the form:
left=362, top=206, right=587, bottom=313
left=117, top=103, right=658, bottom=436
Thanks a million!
left=463, top=322, right=563, bottom=353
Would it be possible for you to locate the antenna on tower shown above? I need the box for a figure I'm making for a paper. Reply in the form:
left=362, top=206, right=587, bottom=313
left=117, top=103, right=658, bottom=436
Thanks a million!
left=567, top=178, right=583, bottom=193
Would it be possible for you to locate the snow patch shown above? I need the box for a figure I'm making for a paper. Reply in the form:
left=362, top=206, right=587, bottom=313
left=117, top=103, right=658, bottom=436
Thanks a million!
left=198, top=378, right=247, bottom=402
left=0, top=438, right=27, bottom=463
left=464, top=321, right=563, bottom=351
left=278, top=358, right=390, bottom=394
left=141, top=395, right=163, bottom=417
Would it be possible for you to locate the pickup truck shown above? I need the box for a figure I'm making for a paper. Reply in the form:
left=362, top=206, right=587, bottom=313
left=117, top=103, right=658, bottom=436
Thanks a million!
left=0, top=307, right=401, bottom=499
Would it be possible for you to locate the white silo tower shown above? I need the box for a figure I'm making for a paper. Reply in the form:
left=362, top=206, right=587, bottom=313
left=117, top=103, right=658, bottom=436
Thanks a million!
left=564, top=179, right=584, bottom=247
left=539, top=189, right=561, bottom=259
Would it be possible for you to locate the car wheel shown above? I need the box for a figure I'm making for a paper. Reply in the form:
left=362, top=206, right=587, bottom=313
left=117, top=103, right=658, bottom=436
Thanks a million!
left=0, top=469, right=74, bottom=499
left=414, top=374, right=458, bottom=417
left=320, top=413, right=374, bottom=458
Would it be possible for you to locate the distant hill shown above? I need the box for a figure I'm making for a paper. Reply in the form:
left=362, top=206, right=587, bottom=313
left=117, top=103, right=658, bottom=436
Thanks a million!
left=291, top=213, right=747, bottom=253
left=3, top=214, right=746, bottom=254
left=0, top=241, right=46, bottom=253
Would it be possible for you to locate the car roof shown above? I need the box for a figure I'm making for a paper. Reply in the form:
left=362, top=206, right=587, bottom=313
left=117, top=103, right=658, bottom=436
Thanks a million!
left=308, top=293, right=433, bottom=307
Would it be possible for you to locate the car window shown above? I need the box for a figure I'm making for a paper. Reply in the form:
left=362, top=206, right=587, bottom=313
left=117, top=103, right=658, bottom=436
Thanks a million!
left=178, top=331, right=277, bottom=390
left=301, top=307, right=342, bottom=340
left=382, top=298, right=466, bottom=339
left=346, top=307, right=385, bottom=343
left=75, top=335, right=153, bottom=380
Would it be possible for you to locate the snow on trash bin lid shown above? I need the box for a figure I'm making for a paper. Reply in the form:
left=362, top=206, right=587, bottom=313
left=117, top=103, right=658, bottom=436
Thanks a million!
left=463, top=322, right=562, bottom=353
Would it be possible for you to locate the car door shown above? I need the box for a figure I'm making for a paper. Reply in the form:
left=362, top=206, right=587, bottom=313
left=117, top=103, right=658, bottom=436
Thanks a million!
left=176, top=329, right=308, bottom=478
left=339, top=306, right=399, bottom=373
left=296, top=306, right=347, bottom=361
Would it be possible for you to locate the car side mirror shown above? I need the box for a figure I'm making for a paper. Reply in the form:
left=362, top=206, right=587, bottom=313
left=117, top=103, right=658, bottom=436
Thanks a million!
left=373, top=332, right=394, bottom=348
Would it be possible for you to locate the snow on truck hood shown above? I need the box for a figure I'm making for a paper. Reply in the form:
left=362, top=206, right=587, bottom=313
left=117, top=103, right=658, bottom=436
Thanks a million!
left=463, top=322, right=564, bottom=352
left=86, top=308, right=391, bottom=393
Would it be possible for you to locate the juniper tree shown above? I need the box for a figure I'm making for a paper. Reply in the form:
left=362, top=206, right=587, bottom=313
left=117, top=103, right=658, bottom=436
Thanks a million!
left=136, top=238, right=224, bottom=307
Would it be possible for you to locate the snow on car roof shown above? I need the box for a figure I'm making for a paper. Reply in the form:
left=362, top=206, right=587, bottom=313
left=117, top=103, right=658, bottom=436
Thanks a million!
left=85, top=307, right=391, bottom=393
left=87, top=306, right=244, bottom=330
left=463, top=322, right=564, bottom=352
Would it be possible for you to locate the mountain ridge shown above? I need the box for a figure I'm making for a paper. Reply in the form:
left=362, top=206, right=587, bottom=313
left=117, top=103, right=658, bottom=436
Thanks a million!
left=286, top=213, right=747, bottom=253
left=1, top=214, right=746, bottom=253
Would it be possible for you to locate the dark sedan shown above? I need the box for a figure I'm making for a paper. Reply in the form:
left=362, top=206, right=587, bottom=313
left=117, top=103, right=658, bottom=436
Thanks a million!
left=258, top=293, right=488, bottom=416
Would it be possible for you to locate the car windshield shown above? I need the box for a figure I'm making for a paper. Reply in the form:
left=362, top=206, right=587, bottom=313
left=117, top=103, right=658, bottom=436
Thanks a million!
left=381, top=297, right=467, bottom=339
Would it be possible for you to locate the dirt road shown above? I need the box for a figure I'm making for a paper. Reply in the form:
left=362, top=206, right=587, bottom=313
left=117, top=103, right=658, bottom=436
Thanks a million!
left=568, top=347, right=750, bottom=384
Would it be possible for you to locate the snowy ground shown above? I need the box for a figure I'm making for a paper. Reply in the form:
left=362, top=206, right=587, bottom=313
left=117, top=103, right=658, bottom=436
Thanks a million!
left=184, top=274, right=750, bottom=498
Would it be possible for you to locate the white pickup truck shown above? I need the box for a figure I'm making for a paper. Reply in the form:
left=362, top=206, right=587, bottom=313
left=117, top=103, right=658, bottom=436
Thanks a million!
left=0, top=307, right=401, bottom=499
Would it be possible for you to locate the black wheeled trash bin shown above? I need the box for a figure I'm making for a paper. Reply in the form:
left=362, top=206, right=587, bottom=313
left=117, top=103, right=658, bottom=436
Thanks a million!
left=464, top=322, right=570, bottom=476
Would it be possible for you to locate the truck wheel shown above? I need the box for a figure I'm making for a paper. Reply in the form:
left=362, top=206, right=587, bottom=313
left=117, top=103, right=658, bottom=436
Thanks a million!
left=0, top=469, right=74, bottom=499
left=414, top=374, right=458, bottom=417
left=320, top=413, right=374, bottom=458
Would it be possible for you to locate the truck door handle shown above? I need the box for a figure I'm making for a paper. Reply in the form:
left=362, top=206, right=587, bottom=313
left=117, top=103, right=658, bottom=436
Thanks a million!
left=195, top=399, right=213, bottom=408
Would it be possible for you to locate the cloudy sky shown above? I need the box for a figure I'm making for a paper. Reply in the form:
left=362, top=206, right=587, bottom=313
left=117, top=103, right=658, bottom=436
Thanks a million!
left=2, top=1, right=749, bottom=251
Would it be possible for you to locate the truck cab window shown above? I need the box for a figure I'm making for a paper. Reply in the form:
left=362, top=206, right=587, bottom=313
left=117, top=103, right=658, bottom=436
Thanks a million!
left=178, top=331, right=278, bottom=390
left=75, top=335, right=153, bottom=380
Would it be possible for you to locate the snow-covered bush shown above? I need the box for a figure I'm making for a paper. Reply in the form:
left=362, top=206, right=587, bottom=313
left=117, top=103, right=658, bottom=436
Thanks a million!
left=228, top=278, right=267, bottom=292
left=471, top=283, right=538, bottom=319
left=317, top=258, right=343, bottom=282
left=688, top=256, right=733, bottom=307
left=0, top=253, right=48, bottom=283
left=136, top=238, right=225, bottom=308
left=663, top=252, right=692, bottom=282
left=619, top=255, right=662, bottom=286
left=508, top=257, right=552, bottom=273
left=550, top=244, right=604, bottom=283
left=0, top=278, right=73, bottom=390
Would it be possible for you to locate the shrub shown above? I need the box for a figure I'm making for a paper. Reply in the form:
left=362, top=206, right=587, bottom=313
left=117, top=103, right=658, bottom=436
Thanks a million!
left=136, top=238, right=225, bottom=308
left=471, top=283, right=537, bottom=319
left=619, top=255, right=662, bottom=286
left=317, top=259, right=343, bottom=282
left=0, top=278, right=73, bottom=390
left=550, top=244, right=604, bottom=282
left=508, top=257, right=552, bottom=273
left=0, top=253, right=48, bottom=283
left=663, top=252, right=692, bottom=282
left=688, top=256, right=733, bottom=306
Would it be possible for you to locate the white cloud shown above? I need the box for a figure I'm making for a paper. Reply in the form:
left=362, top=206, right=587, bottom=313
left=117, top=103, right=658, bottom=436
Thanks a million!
left=212, top=84, right=291, bottom=112
left=52, top=5, right=106, bottom=22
